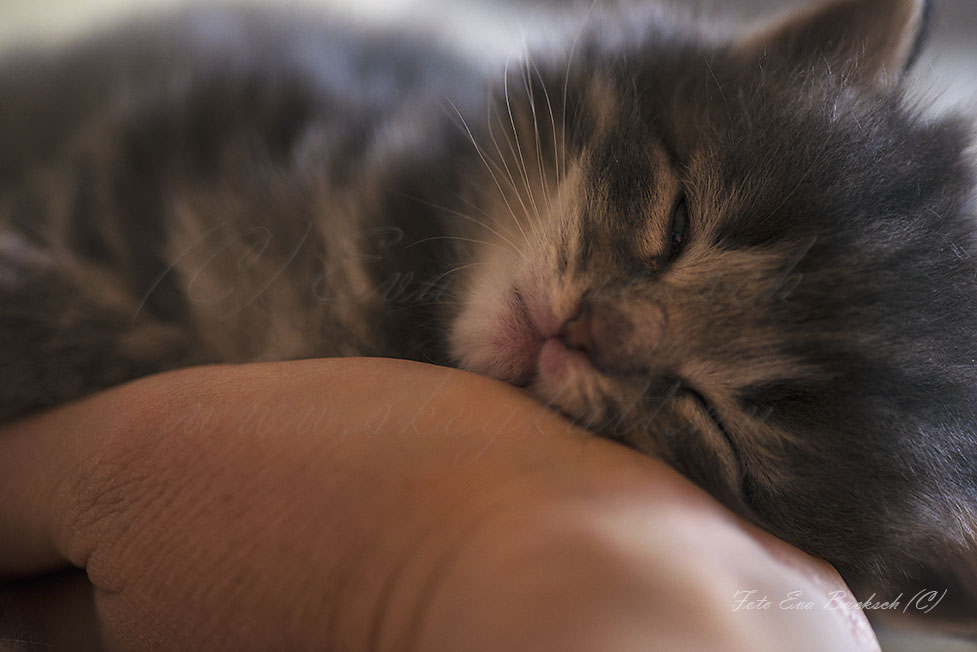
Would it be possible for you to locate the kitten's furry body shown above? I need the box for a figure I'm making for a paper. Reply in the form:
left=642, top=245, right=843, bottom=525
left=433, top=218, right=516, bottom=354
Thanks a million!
left=1, top=11, right=478, bottom=404
left=2, top=0, right=976, bottom=626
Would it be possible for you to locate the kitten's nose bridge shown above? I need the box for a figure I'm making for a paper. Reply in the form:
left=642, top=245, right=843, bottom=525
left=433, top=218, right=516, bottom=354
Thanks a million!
left=558, top=295, right=667, bottom=373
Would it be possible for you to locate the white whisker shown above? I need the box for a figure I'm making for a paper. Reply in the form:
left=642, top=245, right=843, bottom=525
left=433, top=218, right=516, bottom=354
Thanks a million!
left=398, top=193, right=522, bottom=257
left=486, top=92, right=537, bottom=247
left=441, top=93, right=527, bottom=250
left=403, top=234, right=514, bottom=254
left=531, top=58, right=563, bottom=192
left=504, top=56, right=545, bottom=239
left=523, top=58, right=552, bottom=222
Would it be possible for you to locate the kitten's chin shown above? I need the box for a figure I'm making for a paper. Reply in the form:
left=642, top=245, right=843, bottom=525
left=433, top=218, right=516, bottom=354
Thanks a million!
left=528, top=344, right=607, bottom=423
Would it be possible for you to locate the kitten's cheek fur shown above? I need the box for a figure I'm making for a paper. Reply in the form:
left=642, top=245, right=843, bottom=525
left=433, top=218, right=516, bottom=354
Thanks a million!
left=451, top=307, right=536, bottom=385
left=449, top=244, right=554, bottom=385
left=449, top=259, right=535, bottom=384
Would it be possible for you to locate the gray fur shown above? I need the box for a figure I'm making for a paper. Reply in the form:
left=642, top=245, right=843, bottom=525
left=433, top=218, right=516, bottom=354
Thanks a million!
left=1, top=0, right=975, bottom=628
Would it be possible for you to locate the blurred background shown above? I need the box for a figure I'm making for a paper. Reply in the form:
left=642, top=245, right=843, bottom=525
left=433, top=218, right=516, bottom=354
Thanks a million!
left=0, top=0, right=974, bottom=650
left=0, top=0, right=977, bottom=114
left=0, top=0, right=975, bottom=116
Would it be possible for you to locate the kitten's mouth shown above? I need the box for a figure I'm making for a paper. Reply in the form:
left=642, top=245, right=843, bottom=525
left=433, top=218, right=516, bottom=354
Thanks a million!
left=504, top=289, right=594, bottom=388
left=536, top=336, right=594, bottom=381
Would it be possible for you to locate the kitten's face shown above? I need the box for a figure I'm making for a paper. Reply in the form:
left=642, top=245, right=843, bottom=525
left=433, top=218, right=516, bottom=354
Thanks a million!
left=448, top=0, right=977, bottom=612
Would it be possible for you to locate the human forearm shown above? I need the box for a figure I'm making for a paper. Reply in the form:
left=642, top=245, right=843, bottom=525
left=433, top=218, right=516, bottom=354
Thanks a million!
left=0, top=359, right=879, bottom=651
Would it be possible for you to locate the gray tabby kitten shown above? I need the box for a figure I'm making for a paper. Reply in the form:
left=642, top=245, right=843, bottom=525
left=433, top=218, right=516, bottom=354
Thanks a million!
left=2, top=0, right=975, bottom=628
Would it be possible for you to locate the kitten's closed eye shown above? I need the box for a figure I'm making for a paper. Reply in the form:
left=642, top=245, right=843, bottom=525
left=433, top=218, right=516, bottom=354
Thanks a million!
left=668, top=196, right=688, bottom=260
left=449, top=0, right=977, bottom=629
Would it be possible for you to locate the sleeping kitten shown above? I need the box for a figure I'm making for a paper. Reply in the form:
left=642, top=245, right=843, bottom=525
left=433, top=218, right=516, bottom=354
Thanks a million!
left=1, top=0, right=975, bottom=629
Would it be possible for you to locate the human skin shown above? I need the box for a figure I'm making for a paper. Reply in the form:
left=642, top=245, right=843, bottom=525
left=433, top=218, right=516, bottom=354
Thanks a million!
left=0, top=358, right=880, bottom=651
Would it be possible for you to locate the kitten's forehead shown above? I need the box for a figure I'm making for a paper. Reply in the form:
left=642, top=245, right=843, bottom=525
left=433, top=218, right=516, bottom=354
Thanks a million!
left=577, top=130, right=679, bottom=268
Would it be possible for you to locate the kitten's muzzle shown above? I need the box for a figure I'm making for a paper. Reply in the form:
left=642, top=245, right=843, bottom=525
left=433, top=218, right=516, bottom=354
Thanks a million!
left=558, top=297, right=666, bottom=375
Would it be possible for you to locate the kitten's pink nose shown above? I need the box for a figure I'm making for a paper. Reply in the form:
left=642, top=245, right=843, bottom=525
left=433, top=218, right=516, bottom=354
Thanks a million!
left=559, top=307, right=594, bottom=354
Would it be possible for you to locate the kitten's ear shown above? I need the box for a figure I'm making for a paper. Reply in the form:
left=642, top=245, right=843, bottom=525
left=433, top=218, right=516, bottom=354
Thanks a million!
left=743, top=0, right=931, bottom=89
